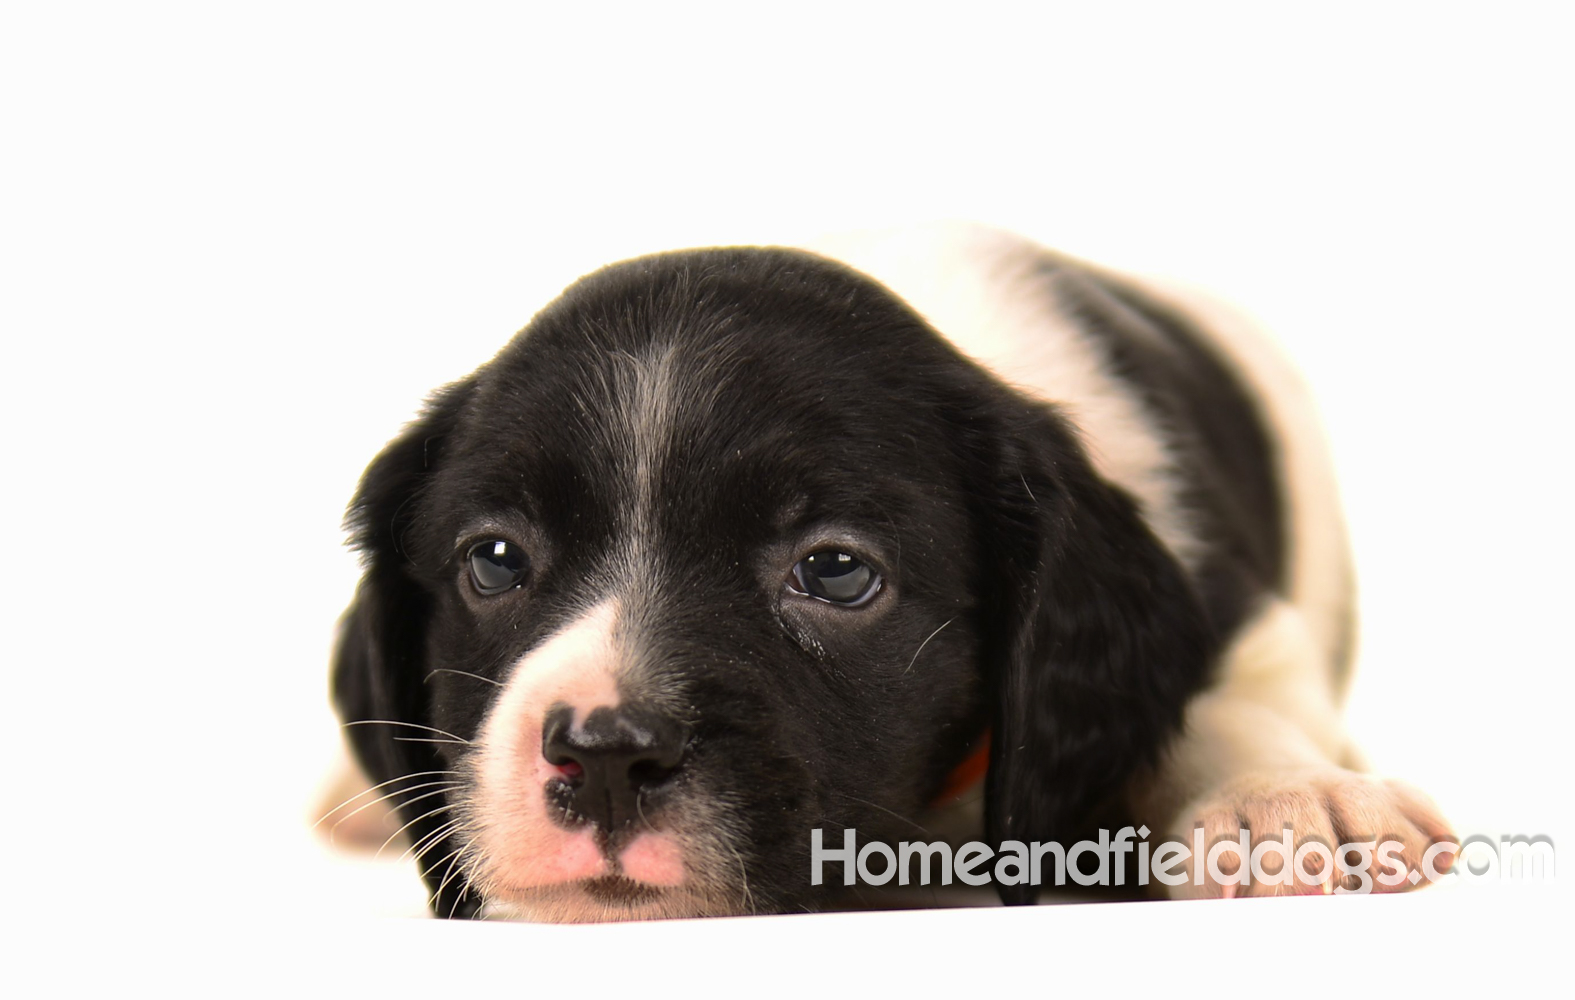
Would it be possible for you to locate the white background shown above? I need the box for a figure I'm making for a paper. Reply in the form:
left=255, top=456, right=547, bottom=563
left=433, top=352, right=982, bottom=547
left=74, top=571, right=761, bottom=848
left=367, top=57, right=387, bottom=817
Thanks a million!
left=4, top=2, right=1570, bottom=994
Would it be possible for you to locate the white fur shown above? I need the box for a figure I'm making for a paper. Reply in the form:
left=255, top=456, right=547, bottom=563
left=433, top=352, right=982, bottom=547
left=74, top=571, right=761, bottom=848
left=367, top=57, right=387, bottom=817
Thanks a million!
left=1135, top=597, right=1347, bottom=827
left=465, top=601, right=624, bottom=893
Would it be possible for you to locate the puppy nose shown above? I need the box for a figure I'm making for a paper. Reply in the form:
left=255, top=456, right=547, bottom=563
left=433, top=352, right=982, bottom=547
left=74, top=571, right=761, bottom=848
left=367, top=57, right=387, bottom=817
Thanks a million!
left=541, top=704, right=692, bottom=831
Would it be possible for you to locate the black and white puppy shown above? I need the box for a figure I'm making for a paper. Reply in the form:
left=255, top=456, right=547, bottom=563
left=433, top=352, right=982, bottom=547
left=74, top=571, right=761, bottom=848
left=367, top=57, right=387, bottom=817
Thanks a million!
left=330, top=224, right=1451, bottom=921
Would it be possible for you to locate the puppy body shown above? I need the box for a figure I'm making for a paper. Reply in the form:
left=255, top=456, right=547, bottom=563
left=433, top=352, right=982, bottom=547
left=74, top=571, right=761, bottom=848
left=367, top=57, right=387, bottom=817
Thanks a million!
left=812, top=226, right=1427, bottom=896
left=329, top=225, right=1448, bottom=918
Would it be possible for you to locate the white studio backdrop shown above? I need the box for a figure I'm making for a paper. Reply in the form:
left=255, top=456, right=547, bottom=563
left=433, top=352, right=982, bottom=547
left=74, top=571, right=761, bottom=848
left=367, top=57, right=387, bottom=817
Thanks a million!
left=3, top=2, right=1570, bottom=993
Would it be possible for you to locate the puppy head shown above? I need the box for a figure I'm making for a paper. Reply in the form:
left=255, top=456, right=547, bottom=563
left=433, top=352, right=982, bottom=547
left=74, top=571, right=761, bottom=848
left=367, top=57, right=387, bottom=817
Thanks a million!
left=332, top=248, right=1212, bottom=920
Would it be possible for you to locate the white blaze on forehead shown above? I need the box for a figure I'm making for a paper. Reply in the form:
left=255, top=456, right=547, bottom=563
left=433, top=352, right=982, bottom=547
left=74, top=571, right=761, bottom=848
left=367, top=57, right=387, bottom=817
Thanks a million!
left=613, top=340, right=739, bottom=567
left=617, top=343, right=683, bottom=564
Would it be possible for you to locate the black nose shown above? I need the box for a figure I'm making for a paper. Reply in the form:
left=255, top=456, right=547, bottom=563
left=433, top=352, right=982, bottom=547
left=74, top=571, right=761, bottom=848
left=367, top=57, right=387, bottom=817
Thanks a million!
left=541, top=704, right=692, bottom=831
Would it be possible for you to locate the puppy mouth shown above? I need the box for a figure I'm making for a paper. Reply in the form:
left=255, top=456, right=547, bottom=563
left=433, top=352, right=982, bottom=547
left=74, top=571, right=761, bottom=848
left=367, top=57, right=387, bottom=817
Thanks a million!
left=488, top=875, right=670, bottom=905
left=577, top=875, right=666, bottom=906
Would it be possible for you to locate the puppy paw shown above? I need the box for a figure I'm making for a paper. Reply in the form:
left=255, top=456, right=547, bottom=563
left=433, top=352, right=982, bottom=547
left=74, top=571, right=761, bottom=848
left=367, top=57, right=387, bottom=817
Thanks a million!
left=1165, top=769, right=1455, bottom=899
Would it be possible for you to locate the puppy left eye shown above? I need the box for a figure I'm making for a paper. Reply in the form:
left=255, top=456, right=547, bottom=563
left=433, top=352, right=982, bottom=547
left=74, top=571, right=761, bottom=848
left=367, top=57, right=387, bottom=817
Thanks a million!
left=789, top=551, right=883, bottom=607
left=467, top=539, right=530, bottom=595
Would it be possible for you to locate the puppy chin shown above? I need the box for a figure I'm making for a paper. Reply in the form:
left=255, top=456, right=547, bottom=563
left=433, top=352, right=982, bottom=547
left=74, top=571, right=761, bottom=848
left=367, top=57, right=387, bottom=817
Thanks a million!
left=483, top=880, right=726, bottom=923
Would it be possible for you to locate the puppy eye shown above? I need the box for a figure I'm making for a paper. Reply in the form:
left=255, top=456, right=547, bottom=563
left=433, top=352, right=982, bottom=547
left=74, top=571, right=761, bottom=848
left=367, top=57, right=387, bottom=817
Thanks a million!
left=789, top=551, right=882, bottom=607
left=466, top=539, right=530, bottom=595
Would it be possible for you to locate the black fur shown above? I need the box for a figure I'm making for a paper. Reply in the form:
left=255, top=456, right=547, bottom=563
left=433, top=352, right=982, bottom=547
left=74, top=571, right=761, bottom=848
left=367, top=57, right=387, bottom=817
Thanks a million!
left=978, top=402, right=1215, bottom=904
left=332, top=245, right=1275, bottom=917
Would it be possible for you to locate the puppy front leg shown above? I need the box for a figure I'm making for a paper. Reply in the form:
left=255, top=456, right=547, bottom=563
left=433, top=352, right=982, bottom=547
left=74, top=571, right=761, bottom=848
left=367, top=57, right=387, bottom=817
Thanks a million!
left=1132, top=600, right=1455, bottom=897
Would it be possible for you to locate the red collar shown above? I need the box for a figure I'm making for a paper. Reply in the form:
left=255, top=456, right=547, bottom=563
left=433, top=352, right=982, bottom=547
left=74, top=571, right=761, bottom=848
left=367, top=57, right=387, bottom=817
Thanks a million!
left=932, top=733, right=991, bottom=806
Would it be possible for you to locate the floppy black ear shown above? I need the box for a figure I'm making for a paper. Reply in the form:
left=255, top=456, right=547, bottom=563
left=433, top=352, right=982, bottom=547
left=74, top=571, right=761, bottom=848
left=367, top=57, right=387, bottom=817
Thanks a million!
left=331, top=377, right=481, bottom=918
left=979, top=403, right=1216, bottom=905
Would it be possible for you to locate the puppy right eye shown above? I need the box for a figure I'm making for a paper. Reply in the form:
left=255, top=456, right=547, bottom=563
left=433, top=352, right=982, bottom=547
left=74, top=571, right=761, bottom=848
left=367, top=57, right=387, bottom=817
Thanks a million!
left=466, top=539, right=530, bottom=595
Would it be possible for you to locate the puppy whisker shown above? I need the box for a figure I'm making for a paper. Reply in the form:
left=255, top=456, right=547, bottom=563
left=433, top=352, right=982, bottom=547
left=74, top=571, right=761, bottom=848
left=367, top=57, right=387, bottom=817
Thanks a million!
left=405, top=818, right=464, bottom=864
left=424, top=668, right=503, bottom=688
left=404, top=819, right=465, bottom=867
left=826, top=792, right=933, bottom=838
left=312, top=769, right=459, bottom=827
left=327, top=780, right=462, bottom=840
left=729, top=845, right=755, bottom=915
left=433, top=838, right=477, bottom=908
left=420, top=846, right=464, bottom=882
left=378, top=802, right=457, bottom=857
left=634, top=789, right=655, bottom=833
left=343, top=719, right=472, bottom=743
left=902, top=618, right=955, bottom=676
left=368, top=786, right=455, bottom=835
left=448, top=880, right=476, bottom=920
